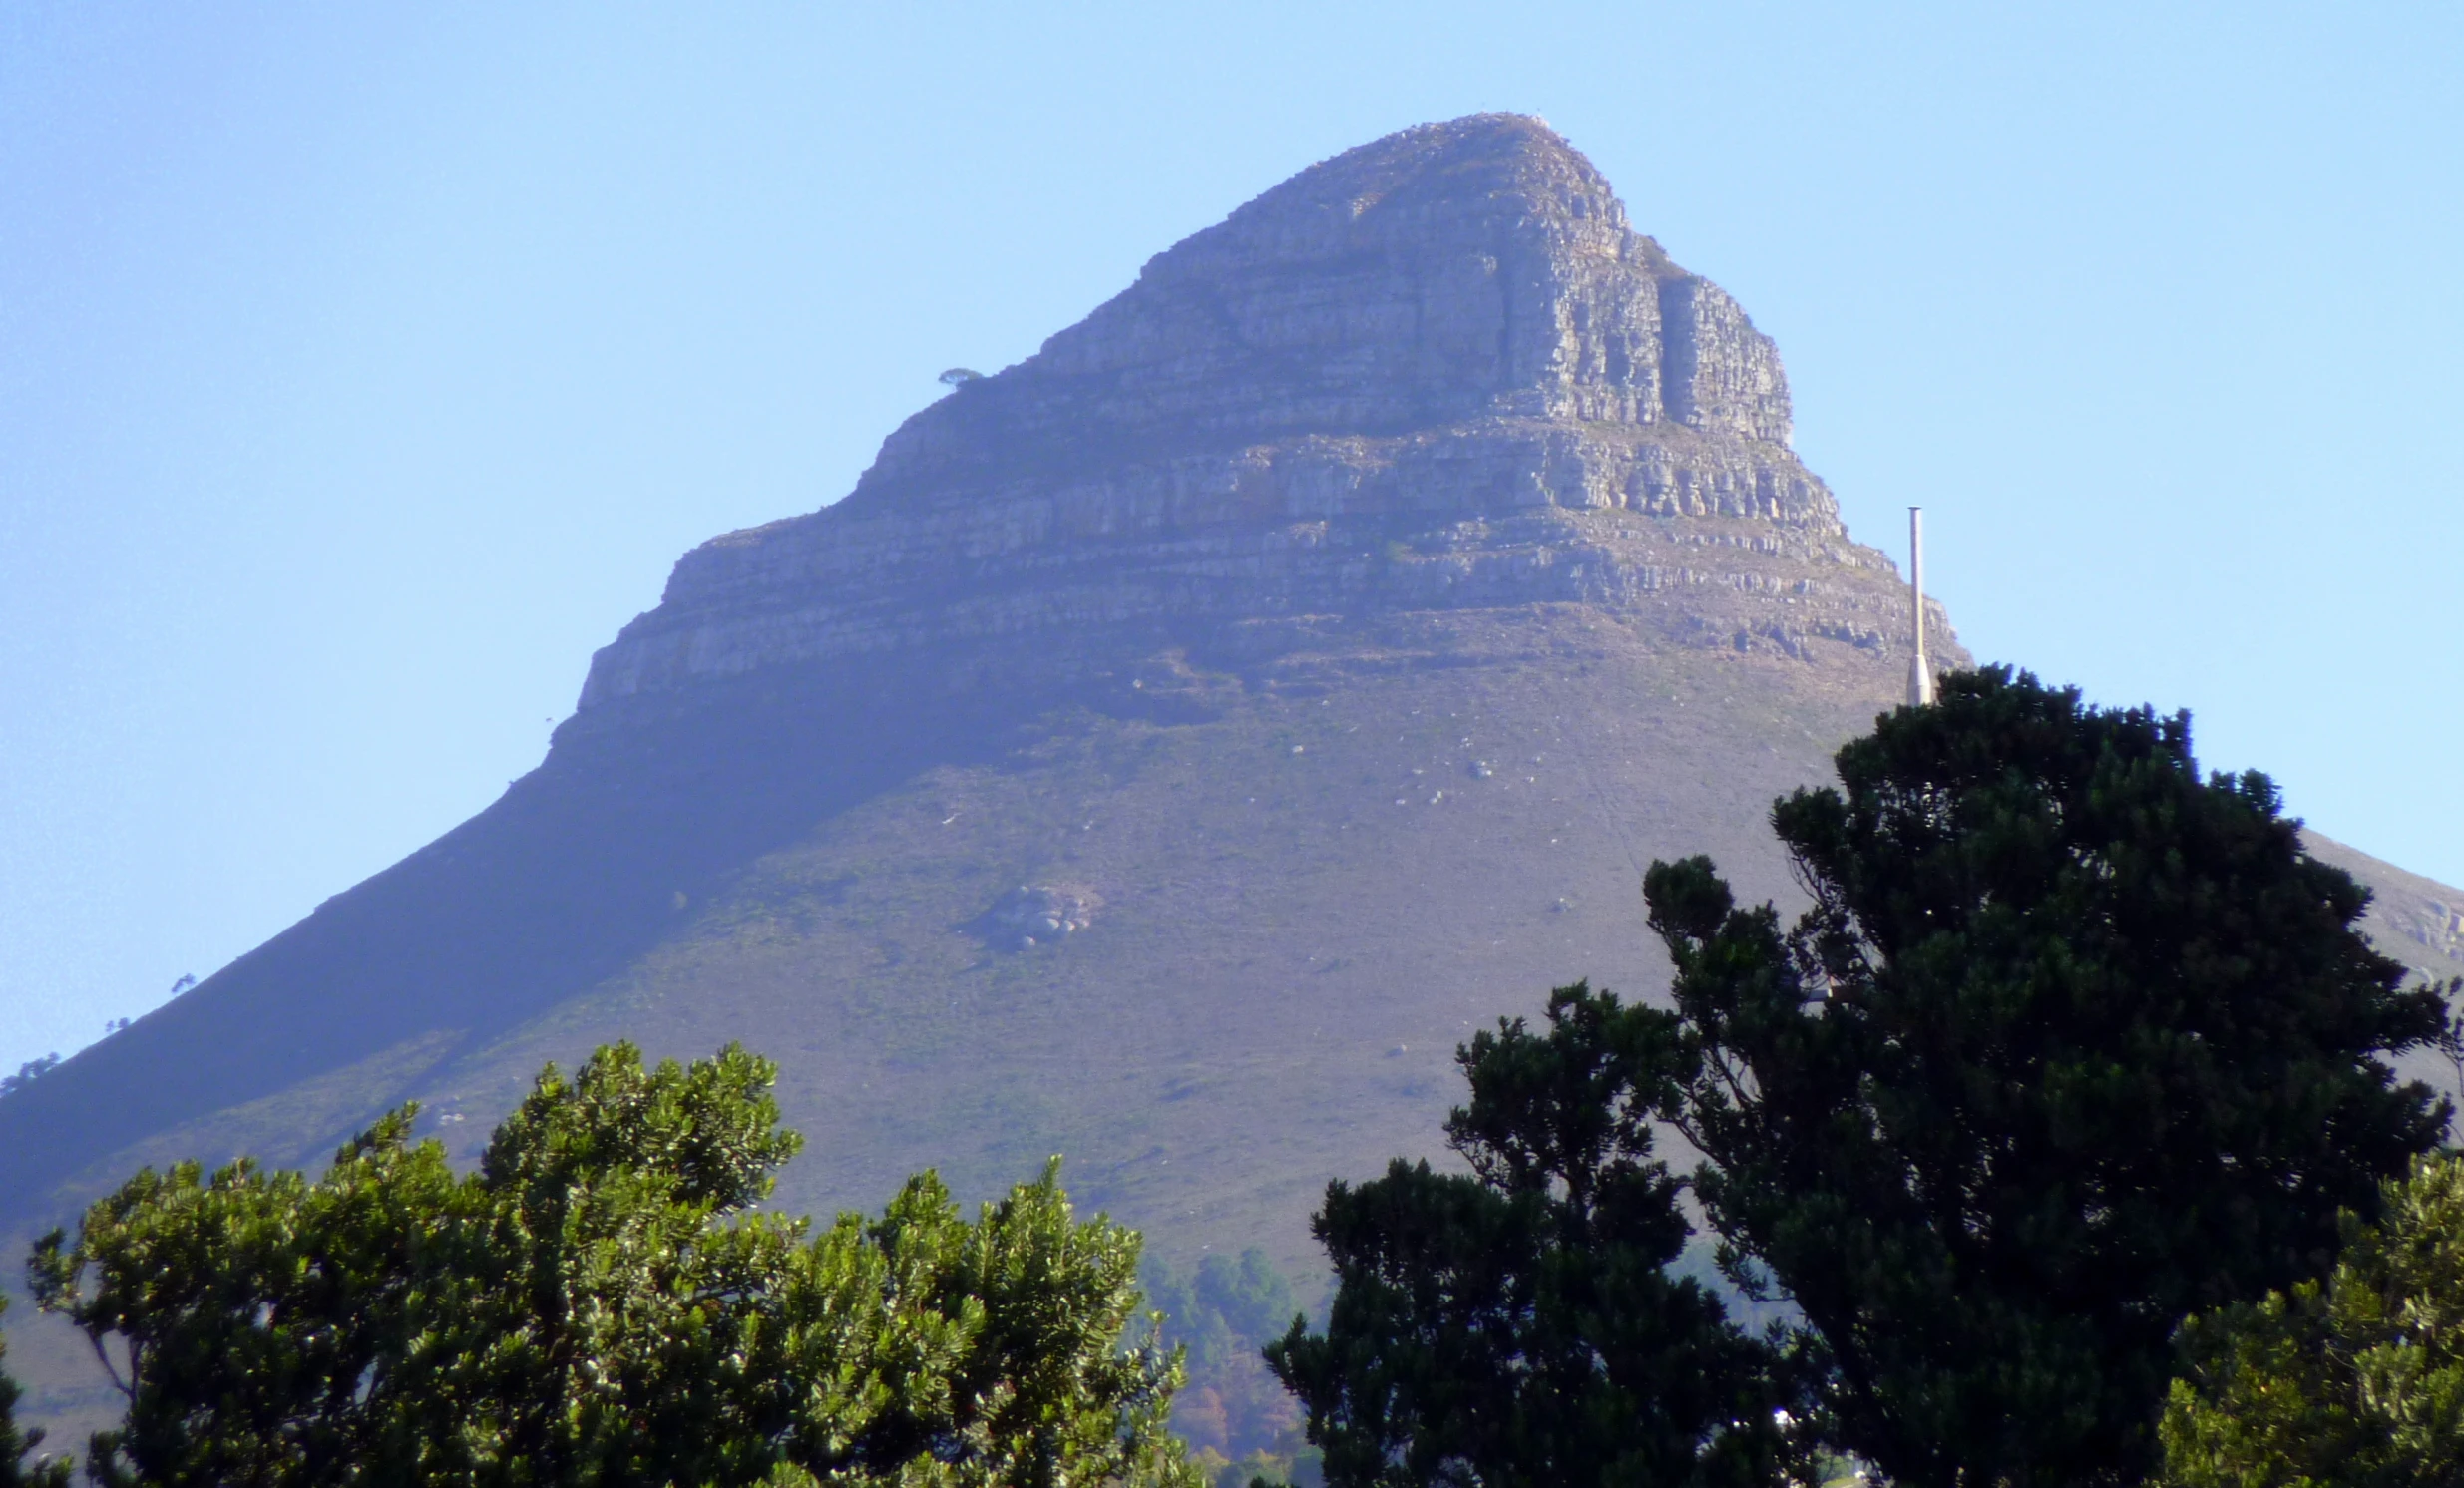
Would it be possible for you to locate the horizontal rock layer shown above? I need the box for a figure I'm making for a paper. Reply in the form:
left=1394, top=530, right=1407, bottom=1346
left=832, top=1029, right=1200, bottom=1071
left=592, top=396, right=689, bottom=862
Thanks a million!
left=578, top=420, right=1933, bottom=705
left=582, top=116, right=1935, bottom=710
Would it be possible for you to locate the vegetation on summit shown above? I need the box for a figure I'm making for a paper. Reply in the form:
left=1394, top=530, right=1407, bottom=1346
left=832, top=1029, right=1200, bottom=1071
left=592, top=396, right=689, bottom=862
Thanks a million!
left=0, top=1059, right=60, bottom=1102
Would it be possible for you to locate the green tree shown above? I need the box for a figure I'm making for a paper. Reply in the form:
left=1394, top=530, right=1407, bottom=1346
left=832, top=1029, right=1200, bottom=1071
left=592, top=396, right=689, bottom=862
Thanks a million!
left=0, top=1294, right=70, bottom=1488
left=1645, top=666, right=2452, bottom=1488
left=2158, top=1152, right=2464, bottom=1487
left=1141, top=1249, right=1310, bottom=1476
left=31, top=1042, right=1197, bottom=1488
left=828, top=1160, right=1195, bottom=1488
left=30, top=1107, right=468, bottom=1486
left=1266, top=983, right=1805, bottom=1488
left=1143, top=1250, right=1297, bottom=1384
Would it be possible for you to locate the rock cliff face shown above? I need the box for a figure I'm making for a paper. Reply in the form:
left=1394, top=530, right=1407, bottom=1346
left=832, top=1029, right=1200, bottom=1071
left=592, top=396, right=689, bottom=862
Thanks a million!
left=579, top=115, right=1915, bottom=708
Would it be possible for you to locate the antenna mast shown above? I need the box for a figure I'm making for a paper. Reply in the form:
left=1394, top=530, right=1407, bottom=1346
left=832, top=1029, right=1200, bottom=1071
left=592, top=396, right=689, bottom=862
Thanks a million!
left=1907, top=507, right=1934, bottom=707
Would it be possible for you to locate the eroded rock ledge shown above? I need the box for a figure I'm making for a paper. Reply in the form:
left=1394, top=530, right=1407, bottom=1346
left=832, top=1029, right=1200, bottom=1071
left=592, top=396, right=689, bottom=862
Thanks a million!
left=580, top=115, right=1948, bottom=710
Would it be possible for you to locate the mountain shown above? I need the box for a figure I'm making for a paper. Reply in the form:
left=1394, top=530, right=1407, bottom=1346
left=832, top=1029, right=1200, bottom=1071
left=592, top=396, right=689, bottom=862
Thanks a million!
left=6, top=117, right=2459, bottom=1432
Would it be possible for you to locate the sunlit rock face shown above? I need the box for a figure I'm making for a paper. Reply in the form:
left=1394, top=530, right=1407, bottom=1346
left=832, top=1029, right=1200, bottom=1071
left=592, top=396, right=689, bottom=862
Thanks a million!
left=577, top=116, right=1913, bottom=708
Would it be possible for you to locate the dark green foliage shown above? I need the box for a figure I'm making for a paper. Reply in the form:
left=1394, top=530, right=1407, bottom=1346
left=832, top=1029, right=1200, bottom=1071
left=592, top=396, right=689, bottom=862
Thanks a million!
left=0, top=1295, right=69, bottom=1488
left=1646, top=666, right=2452, bottom=1488
left=1141, top=1250, right=1309, bottom=1473
left=1144, top=1250, right=1296, bottom=1378
left=1267, top=983, right=1804, bottom=1488
left=2159, top=1152, right=2464, bottom=1486
left=31, top=1042, right=1197, bottom=1488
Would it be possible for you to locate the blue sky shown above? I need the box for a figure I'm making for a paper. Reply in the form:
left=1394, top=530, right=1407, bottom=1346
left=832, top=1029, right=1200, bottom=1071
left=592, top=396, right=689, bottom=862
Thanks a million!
left=4, top=3, right=2459, bottom=1073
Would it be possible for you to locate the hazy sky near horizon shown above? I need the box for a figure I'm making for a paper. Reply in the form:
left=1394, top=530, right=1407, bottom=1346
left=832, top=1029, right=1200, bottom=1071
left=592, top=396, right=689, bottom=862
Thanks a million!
left=4, top=3, right=2459, bottom=1074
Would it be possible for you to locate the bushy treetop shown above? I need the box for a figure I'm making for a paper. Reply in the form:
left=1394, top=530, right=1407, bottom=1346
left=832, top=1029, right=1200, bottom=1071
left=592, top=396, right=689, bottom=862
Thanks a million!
left=1267, top=983, right=1807, bottom=1488
left=30, top=1042, right=1197, bottom=1488
left=2160, top=1153, right=2464, bottom=1486
left=1645, top=666, right=2452, bottom=1488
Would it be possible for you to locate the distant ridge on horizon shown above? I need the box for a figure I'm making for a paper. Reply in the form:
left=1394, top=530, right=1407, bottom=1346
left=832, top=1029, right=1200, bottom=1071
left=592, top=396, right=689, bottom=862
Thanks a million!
left=6, top=111, right=2459, bottom=1312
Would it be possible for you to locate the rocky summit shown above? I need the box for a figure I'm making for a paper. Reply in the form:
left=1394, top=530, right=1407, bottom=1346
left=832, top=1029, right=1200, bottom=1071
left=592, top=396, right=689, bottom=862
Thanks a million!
left=584, top=114, right=1878, bottom=709
left=6, top=119, right=2459, bottom=1432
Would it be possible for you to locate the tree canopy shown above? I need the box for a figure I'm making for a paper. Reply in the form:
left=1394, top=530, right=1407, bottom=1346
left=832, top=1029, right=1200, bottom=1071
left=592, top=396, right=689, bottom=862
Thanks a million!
left=1140, top=1248, right=1305, bottom=1469
left=2159, top=1152, right=2464, bottom=1487
left=1266, top=983, right=1805, bottom=1488
left=20, top=666, right=2460, bottom=1488
left=1645, top=666, right=2452, bottom=1488
left=30, top=1042, right=1197, bottom=1488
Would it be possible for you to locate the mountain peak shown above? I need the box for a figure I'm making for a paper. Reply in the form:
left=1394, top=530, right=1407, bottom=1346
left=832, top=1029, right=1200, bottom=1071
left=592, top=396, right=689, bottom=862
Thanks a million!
left=1202, top=113, right=1637, bottom=252
left=576, top=120, right=1849, bottom=710
left=852, top=117, right=1788, bottom=505
left=14, top=125, right=2447, bottom=1434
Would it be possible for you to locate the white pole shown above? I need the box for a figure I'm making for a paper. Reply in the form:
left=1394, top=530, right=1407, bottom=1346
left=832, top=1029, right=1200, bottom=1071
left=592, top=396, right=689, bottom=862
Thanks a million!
left=1908, top=507, right=1934, bottom=706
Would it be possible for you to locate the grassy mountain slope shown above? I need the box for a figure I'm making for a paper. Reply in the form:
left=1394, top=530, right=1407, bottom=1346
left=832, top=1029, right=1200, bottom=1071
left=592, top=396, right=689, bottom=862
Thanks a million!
left=10, top=607, right=2456, bottom=1450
